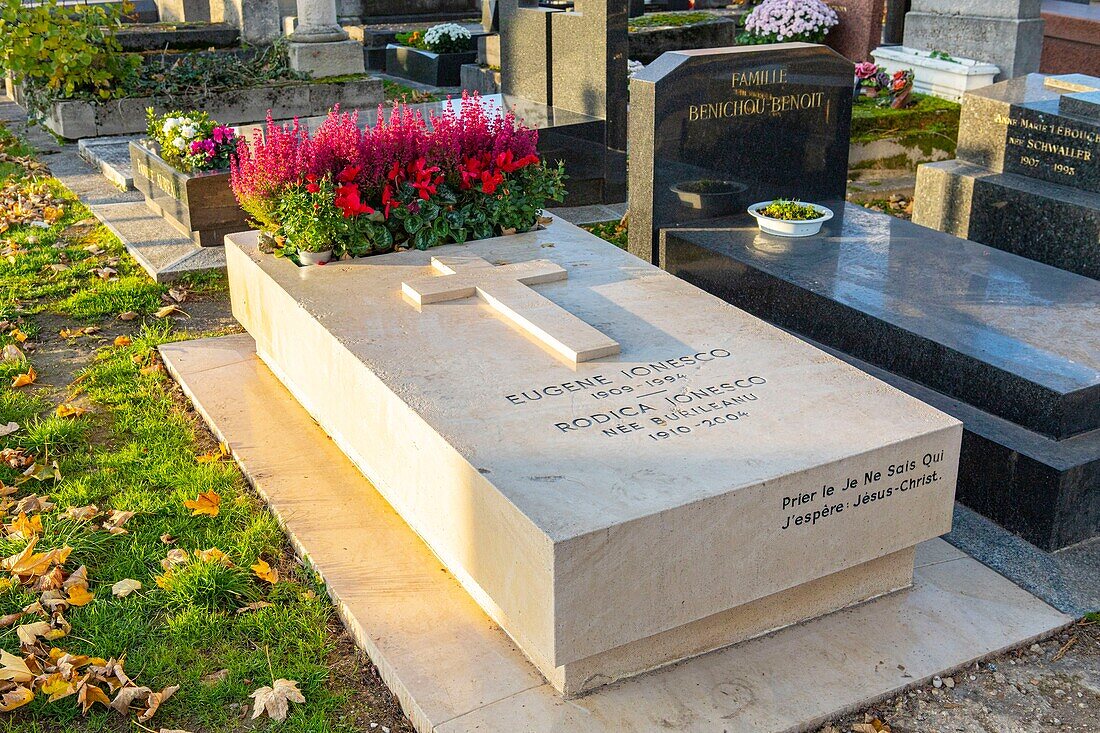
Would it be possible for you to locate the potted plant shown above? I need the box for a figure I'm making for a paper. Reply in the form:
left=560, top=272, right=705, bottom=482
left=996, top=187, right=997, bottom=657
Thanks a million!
left=670, top=179, right=748, bottom=217
left=387, top=24, right=478, bottom=87
left=229, top=93, right=567, bottom=267
left=737, top=0, right=839, bottom=45
left=747, top=199, right=833, bottom=237
left=130, top=109, right=250, bottom=246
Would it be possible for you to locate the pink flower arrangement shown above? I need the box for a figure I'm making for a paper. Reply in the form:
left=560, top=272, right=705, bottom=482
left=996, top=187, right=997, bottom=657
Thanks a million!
left=853, top=63, right=914, bottom=108
left=146, top=109, right=237, bottom=173
left=741, top=0, right=839, bottom=44
left=855, top=62, right=879, bottom=80
left=230, top=93, right=566, bottom=262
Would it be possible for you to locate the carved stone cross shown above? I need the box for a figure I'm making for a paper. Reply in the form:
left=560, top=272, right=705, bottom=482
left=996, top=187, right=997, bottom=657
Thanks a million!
left=401, top=256, right=620, bottom=364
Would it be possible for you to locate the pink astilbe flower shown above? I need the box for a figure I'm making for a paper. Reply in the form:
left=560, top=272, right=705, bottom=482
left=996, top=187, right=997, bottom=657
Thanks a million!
left=230, top=114, right=315, bottom=229
left=229, top=93, right=552, bottom=235
left=430, top=93, right=538, bottom=168
left=308, top=105, right=368, bottom=180
left=358, top=103, right=431, bottom=189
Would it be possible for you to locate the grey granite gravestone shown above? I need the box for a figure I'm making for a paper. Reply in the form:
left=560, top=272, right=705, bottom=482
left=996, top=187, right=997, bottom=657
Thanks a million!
left=913, top=73, right=1100, bottom=279
left=626, top=44, right=853, bottom=264
left=902, top=0, right=1044, bottom=81
left=498, top=0, right=628, bottom=202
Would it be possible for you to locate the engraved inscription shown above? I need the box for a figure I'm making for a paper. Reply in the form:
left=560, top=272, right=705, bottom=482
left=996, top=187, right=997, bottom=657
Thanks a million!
left=687, top=66, right=827, bottom=122
left=778, top=450, right=947, bottom=531
left=995, top=112, right=1096, bottom=183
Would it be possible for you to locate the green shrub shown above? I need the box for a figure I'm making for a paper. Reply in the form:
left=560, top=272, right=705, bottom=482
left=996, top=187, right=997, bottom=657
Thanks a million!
left=0, top=0, right=140, bottom=118
left=758, top=199, right=825, bottom=221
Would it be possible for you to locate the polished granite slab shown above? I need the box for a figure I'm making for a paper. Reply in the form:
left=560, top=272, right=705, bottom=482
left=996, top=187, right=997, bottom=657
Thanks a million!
left=660, top=203, right=1100, bottom=440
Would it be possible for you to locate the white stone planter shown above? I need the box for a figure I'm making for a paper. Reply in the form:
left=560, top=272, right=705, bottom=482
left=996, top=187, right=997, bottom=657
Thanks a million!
left=871, top=47, right=999, bottom=102
left=748, top=202, right=833, bottom=238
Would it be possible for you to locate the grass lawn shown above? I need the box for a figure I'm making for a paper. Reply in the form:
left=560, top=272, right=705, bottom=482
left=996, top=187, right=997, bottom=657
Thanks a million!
left=580, top=220, right=628, bottom=249
left=382, top=80, right=441, bottom=105
left=0, top=121, right=410, bottom=732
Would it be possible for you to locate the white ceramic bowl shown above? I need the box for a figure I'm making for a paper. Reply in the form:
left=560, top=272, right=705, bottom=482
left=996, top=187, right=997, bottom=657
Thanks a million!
left=298, top=249, right=333, bottom=266
left=747, top=201, right=833, bottom=238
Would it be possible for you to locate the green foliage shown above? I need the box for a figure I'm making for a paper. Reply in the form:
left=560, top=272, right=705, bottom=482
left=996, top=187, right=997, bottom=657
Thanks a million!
left=274, top=179, right=393, bottom=259
left=480, top=161, right=567, bottom=234
left=628, top=11, right=716, bottom=30
left=0, top=0, right=141, bottom=118
left=127, top=42, right=306, bottom=100
left=383, top=79, right=442, bottom=104
left=758, top=199, right=824, bottom=221
left=157, top=559, right=257, bottom=611
left=395, top=30, right=429, bottom=51
left=929, top=49, right=955, bottom=62
left=850, top=93, right=960, bottom=156
left=581, top=219, right=628, bottom=250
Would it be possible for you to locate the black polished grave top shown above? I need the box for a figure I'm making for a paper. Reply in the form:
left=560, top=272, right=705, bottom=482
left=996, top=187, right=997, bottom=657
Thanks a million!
left=627, top=44, right=854, bottom=263
left=661, top=204, right=1100, bottom=440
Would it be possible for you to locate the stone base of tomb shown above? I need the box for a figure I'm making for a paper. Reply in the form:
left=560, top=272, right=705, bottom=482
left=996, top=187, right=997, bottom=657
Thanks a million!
left=160, top=333, right=1072, bottom=733
left=539, top=548, right=914, bottom=696
left=913, top=160, right=1100, bottom=281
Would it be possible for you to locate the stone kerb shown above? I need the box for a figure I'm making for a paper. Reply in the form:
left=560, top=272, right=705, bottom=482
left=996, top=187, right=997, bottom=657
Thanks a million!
left=37, top=78, right=383, bottom=140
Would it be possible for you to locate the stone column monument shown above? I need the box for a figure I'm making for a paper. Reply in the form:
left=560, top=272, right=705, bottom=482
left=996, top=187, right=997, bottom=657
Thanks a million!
left=288, top=0, right=366, bottom=77
left=902, top=0, right=1044, bottom=80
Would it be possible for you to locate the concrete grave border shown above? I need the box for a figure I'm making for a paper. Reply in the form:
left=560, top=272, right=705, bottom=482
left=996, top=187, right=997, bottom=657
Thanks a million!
left=11, top=77, right=382, bottom=140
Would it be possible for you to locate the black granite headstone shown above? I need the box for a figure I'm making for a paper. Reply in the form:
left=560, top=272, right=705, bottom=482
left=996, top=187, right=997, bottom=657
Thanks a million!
left=496, top=0, right=628, bottom=203
left=627, top=44, right=854, bottom=264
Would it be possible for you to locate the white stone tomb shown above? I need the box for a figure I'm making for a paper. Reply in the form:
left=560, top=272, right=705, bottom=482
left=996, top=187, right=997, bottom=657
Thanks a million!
left=225, top=216, right=962, bottom=697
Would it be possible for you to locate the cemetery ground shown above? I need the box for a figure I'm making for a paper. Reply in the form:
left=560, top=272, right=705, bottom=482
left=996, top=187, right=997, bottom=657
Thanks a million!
left=0, top=100, right=1096, bottom=733
left=0, top=118, right=412, bottom=732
